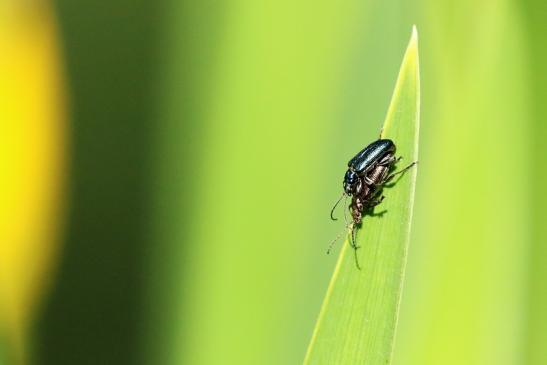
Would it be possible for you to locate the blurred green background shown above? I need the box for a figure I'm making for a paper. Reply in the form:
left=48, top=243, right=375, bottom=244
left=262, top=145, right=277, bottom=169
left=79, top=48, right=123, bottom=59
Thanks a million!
left=1, top=0, right=546, bottom=364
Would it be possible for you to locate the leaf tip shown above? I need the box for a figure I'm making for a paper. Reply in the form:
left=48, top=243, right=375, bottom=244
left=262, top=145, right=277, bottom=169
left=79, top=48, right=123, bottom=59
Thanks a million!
left=408, top=25, right=419, bottom=53
left=411, top=25, right=418, bottom=41
left=402, top=25, right=419, bottom=73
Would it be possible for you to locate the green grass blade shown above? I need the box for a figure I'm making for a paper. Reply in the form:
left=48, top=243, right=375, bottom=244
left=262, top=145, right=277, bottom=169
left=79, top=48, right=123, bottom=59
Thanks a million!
left=304, top=26, right=420, bottom=365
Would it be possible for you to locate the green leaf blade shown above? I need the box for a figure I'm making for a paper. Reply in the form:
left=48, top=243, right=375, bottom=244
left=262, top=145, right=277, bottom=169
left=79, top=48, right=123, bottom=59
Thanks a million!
left=304, top=26, right=420, bottom=365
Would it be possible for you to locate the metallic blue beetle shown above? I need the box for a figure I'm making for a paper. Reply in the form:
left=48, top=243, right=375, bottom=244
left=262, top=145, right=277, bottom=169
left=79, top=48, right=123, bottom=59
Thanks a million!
left=328, top=137, right=416, bottom=268
left=343, top=139, right=396, bottom=195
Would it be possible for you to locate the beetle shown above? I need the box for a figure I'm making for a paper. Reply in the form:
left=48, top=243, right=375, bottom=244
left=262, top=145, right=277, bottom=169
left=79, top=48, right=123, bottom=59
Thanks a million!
left=328, top=137, right=416, bottom=269
left=343, top=139, right=396, bottom=195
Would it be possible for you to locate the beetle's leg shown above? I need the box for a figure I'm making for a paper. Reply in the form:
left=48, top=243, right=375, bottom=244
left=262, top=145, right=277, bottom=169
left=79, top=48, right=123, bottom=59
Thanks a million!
left=353, top=247, right=361, bottom=270
left=350, top=224, right=362, bottom=270
left=386, top=161, right=417, bottom=182
left=378, top=127, right=384, bottom=139
left=349, top=223, right=359, bottom=249
left=370, top=195, right=385, bottom=207
left=364, top=195, right=385, bottom=216
left=378, top=154, right=397, bottom=167
left=367, top=183, right=384, bottom=200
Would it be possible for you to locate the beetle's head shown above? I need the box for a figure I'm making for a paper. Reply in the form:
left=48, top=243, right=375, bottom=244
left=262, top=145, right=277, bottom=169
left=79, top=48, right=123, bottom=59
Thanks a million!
left=343, top=170, right=359, bottom=195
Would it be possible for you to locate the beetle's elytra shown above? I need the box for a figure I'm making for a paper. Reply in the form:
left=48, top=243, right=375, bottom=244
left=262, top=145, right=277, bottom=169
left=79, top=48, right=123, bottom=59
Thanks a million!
left=328, top=135, right=417, bottom=269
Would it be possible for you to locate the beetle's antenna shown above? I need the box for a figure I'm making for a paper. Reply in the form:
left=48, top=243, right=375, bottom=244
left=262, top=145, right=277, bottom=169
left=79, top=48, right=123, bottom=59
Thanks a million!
left=330, top=192, right=346, bottom=221
left=327, top=223, right=362, bottom=270
left=326, top=224, right=350, bottom=254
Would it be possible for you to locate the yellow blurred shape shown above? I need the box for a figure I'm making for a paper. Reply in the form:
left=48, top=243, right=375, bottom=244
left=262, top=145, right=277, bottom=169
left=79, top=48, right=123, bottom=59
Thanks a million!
left=0, top=1, right=66, bottom=358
